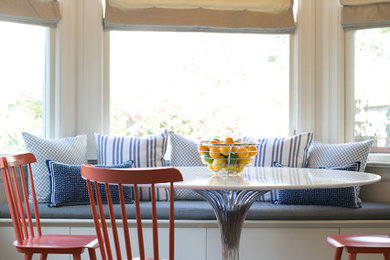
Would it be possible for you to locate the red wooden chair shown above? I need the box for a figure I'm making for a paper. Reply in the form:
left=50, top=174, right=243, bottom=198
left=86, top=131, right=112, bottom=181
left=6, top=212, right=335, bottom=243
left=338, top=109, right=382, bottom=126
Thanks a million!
left=0, top=153, right=99, bottom=260
left=80, top=164, right=183, bottom=260
left=327, top=234, right=390, bottom=260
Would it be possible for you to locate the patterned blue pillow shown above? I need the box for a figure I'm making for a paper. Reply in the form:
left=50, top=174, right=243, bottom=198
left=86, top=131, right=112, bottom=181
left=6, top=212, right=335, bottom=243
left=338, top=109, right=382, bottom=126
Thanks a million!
left=275, top=161, right=362, bottom=208
left=46, top=160, right=133, bottom=207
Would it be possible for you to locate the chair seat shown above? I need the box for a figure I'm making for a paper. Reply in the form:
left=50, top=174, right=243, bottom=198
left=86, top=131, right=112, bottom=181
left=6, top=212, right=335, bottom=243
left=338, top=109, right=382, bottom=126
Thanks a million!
left=14, top=234, right=99, bottom=250
left=133, top=258, right=167, bottom=260
left=328, top=234, right=390, bottom=250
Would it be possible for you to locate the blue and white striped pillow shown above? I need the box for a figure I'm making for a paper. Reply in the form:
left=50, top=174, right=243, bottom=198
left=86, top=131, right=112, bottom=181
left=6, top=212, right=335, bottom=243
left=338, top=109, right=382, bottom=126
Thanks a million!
left=241, top=132, right=314, bottom=168
left=93, top=132, right=169, bottom=201
left=241, top=132, right=314, bottom=202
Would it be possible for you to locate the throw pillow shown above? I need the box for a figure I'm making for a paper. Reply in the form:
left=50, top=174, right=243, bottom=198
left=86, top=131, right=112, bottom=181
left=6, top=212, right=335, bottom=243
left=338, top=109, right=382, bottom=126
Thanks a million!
left=165, top=130, right=203, bottom=167
left=93, top=132, right=169, bottom=201
left=46, top=160, right=134, bottom=207
left=307, top=140, right=373, bottom=172
left=307, top=139, right=373, bottom=197
left=241, top=132, right=314, bottom=168
left=275, top=161, right=362, bottom=208
left=165, top=130, right=204, bottom=200
left=241, top=132, right=314, bottom=202
left=22, top=132, right=88, bottom=203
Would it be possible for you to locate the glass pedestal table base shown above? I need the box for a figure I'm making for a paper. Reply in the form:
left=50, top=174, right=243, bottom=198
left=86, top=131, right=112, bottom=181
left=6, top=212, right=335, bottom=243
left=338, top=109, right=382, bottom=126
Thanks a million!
left=195, top=189, right=269, bottom=260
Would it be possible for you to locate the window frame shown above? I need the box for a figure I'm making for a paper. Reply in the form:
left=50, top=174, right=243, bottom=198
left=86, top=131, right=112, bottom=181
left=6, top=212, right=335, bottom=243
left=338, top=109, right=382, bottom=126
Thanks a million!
left=44, top=28, right=56, bottom=139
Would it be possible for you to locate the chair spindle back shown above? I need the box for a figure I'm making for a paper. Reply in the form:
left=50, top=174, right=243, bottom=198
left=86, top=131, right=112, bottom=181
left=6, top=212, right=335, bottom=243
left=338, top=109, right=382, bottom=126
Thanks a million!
left=81, top=165, right=183, bottom=260
left=1, top=153, right=41, bottom=244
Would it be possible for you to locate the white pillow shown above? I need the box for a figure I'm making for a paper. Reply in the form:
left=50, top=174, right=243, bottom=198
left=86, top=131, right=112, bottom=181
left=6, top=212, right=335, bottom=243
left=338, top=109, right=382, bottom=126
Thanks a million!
left=307, top=139, right=373, bottom=172
left=22, top=132, right=88, bottom=203
left=165, top=130, right=203, bottom=167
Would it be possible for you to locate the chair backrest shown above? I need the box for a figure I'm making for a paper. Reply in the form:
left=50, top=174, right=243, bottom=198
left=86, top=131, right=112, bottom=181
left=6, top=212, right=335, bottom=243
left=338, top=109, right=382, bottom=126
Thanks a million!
left=81, top=164, right=183, bottom=260
left=1, top=153, right=41, bottom=244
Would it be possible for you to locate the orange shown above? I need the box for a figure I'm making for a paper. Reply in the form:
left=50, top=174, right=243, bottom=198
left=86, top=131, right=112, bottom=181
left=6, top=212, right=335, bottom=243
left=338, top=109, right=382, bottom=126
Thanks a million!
left=220, top=146, right=230, bottom=156
left=209, top=139, right=219, bottom=144
left=248, top=146, right=258, bottom=157
left=209, top=147, right=222, bottom=158
left=224, top=137, right=234, bottom=144
left=236, top=147, right=249, bottom=159
left=198, top=145, right=209, bottom=155
left=232, top=146, right=239, bottom=152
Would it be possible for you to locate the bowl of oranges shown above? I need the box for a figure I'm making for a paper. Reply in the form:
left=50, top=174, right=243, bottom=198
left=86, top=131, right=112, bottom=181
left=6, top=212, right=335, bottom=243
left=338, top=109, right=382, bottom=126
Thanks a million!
left=198, top=137, right=258, bottom=175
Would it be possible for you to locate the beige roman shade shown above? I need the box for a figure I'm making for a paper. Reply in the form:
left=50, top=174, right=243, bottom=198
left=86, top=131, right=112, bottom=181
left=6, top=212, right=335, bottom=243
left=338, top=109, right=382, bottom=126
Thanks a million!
left=340, top=0, right=390, bottom=29
left=0, top=0, right=61, bottom=27
left=104, top=0, right=295, bottom=34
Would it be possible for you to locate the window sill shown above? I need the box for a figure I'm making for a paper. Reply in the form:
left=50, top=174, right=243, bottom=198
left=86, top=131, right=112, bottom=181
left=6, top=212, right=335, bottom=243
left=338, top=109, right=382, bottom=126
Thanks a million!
left=367, top=153, right=390, bottom=167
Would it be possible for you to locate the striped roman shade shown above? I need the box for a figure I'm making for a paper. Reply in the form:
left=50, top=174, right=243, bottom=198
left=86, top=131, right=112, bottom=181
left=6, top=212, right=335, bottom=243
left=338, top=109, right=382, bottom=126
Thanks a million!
left=0, top=0, right=61, bottom=26
left=340, top=0, right=390, bottom=30
left=104, top=0, right=295, bottom=34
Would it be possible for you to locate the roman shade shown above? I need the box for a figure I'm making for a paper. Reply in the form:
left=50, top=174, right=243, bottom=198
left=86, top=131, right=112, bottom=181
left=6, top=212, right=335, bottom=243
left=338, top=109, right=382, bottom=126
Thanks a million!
left=340, top=0, right=390, bottom=30
left=0, top=0, right=61, bottom=27
left=104, top=0, right=295, bottom=34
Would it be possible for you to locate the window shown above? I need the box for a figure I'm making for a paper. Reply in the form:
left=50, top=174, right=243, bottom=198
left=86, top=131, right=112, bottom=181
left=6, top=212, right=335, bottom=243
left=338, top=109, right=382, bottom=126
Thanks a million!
left=110, top=31, right=290, bottom=140
left=352, top=28, right=390, bottom=153
left=0, top=21, right=47, bottom=153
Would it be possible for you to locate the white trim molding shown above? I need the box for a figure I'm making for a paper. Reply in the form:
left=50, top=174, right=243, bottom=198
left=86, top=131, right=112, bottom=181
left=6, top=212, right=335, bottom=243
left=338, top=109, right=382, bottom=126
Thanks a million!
left=291, top=0, right=316, bottom=135
left=314, top=0, right=345, bottom=143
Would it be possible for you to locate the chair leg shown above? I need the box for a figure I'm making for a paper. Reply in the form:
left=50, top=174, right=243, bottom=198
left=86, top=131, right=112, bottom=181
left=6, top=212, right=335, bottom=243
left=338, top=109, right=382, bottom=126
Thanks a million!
left=334, top=248, right=343, bottom=260
left=88, top=248, right=97, bottom=260
left=39, top=253, right=48, bottom=260
left=348, top=253, right=357, bottom=260
left=24, top=253, right=33, bottom=260
left=73, top=253, right=82, bottom=260
left=384, top=253, right=390, bottom=260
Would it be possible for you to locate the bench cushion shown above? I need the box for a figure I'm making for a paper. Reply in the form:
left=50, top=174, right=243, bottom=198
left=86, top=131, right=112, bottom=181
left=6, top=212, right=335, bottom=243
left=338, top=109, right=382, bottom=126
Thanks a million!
left=1, top=201, right=390, bottom=221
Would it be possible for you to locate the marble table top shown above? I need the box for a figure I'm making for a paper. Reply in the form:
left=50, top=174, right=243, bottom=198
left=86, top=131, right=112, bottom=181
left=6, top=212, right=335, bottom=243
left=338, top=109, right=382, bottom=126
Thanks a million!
left=168, top=166, right=381, bottom=190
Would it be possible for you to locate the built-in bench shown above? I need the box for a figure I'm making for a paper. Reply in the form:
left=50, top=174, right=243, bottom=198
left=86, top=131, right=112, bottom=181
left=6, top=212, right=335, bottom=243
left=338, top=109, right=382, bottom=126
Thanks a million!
left=2, top=201, right=390, bottom=221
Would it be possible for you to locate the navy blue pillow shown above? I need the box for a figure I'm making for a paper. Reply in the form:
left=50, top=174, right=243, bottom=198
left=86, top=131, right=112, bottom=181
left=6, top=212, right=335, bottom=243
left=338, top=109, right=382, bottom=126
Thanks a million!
left=274, top=161, right=362, bottom=208
left=46, top=160, right=134, bottom=207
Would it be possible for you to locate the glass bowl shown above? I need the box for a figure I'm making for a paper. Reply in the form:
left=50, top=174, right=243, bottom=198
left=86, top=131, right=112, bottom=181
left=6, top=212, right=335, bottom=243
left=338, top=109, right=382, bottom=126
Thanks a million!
left=198, top=141, right=258, bottom=175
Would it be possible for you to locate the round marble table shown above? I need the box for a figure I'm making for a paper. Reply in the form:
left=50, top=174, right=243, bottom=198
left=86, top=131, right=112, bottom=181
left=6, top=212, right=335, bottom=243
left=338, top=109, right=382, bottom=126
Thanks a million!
left=171, top=166, right=381, bottom=260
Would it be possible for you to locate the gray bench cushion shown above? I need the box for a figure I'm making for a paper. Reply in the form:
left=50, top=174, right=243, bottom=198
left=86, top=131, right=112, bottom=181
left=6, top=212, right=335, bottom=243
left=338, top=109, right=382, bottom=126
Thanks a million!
left=1, top=202, right=390, bottom=221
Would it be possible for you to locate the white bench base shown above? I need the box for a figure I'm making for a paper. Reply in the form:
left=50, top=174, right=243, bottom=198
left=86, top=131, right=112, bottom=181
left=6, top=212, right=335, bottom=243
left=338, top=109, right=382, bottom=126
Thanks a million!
left=1, top=219, right=390, bottom=260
